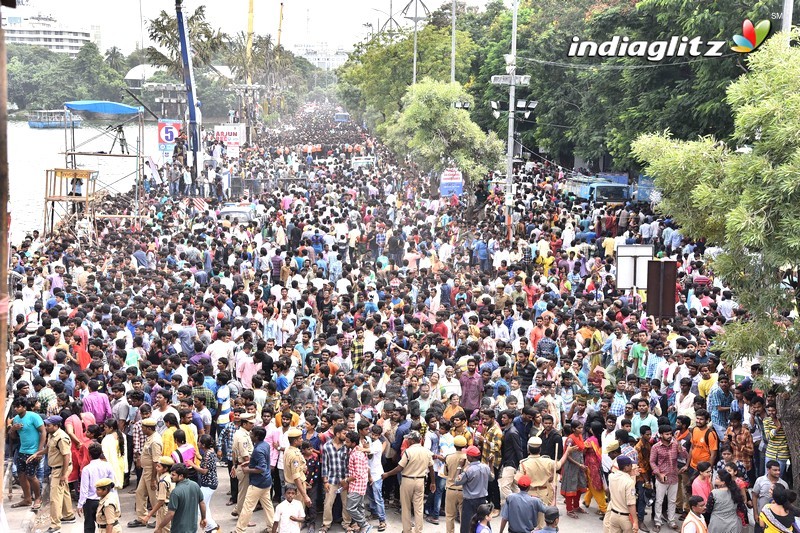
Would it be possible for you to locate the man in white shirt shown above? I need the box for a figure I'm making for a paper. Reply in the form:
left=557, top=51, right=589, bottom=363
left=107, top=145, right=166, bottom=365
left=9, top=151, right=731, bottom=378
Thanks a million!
left=439, top=366, right=462, bottom=399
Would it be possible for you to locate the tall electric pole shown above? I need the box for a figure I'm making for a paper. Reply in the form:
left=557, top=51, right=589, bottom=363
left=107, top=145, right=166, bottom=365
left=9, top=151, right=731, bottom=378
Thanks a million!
left=412, top=0, right=419, bottom=84
left=782, top=0, right=793, bottom=43
left=403, top=0, right=429, bottom=84
left=505, top=0, right=519, bottom=243
left=450, top=0, right=456, bottom=83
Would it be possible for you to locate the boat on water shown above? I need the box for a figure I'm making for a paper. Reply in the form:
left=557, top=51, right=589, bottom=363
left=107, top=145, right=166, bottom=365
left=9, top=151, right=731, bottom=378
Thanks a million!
left=28, top=109, right=82, bottom=129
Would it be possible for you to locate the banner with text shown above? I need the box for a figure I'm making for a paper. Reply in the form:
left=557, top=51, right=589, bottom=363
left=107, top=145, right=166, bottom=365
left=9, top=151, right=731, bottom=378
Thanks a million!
left=439, top=168, right=464, bottom=197
left=214, top=123, right=246, bottom=147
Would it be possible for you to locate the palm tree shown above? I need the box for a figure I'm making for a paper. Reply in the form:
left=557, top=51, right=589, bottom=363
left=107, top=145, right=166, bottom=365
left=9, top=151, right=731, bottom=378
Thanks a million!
left=105, top=46, right=126, bottom=73
left=227, top=32, right=276, bottom=85
left=145, top=5, right=227, bottom=77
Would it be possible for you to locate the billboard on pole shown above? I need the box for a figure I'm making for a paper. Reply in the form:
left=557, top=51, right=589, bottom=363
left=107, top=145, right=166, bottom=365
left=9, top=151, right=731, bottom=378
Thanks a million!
left=439, top=168, right=464, bottom=196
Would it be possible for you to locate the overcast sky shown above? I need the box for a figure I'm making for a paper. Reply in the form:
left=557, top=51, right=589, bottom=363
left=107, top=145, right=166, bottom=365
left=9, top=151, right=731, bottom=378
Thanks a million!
left=12, top=0, right=492, bottom=54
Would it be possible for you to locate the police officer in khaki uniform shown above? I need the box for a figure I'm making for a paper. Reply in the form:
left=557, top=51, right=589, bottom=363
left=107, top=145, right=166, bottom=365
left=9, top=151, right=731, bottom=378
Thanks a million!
left=282, top=427, right=312, bottom=507
left=442, top=435, right=468, bottom=533
left=95, top=477, right=122, bottom=533
left=382, top=431, right=435, bottom=533
left=603, top=456, right=638, bottom=533
left=35, top=415, right=74, bottom=532
left=232, top=413, right=256, bottom=516
left=144, top=457, right=174, bottom=533
left=516, top=436, right=574, bottom=527
left=129, top=419, right=163, bottom=528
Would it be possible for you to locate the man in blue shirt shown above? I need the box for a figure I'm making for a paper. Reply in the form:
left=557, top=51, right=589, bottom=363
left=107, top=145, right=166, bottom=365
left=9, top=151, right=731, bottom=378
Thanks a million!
left=499, top=475, right=546, bottom=533
left=532, top=506, right=560, bottom=533
left=234, top=426, right=275, bottom=533
left=10, top=397, right=45, bottom=509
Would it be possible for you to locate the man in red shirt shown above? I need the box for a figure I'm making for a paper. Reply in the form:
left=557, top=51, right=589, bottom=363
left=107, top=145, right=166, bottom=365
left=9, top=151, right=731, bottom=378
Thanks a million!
left=342, top=430, right=370, bottom=532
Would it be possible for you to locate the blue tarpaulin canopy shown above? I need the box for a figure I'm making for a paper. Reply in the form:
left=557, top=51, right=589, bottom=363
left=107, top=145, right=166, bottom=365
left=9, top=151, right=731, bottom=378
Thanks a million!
left=64, top=100, right=141, bottom=115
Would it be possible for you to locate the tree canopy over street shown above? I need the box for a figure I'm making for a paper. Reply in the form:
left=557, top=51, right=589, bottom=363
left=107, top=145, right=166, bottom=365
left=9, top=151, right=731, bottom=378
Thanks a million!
left=632, top=30, right=800, bottom=486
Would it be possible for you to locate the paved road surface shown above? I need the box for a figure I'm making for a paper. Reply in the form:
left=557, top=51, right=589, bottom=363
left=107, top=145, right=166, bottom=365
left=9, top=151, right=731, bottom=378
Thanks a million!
left=4, top=469, right=612, bottom=533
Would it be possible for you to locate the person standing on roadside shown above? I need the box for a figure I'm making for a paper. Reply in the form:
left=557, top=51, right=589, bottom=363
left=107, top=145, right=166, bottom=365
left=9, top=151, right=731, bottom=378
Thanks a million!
left=9, top=397, right=45, bottom=511
left=498, top=475, right=546, bottom=533
left=33, top=415, right=76, bottom=533
left=453, top=445, right=494, bottom=533
left=442, top=435, right=468, bottom=533
left=77, top=443, right=116, bottom=533
left=649, top=425, right=688, bottom=532
left=680, top=496, right=707, bottom=533
left=129, top=419, right=162, bottom=528
left=232, top=413, right=256, bottom=517
left=603, top=456, right=638, bottom=533
left=752, top=460, right=789, bottom=533
left=381, top=430, right=435, bottom=533
left=342, top=431, right=371, bottom=533
left=154, top=464, right=207, bottom=533
left=94, top=478, right=122, bottom=533
left=235, top=426, right=275, bottom=533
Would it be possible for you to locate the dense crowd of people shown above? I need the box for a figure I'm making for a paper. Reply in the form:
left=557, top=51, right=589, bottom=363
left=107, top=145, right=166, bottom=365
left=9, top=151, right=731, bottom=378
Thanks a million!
left=4, top=103, right=796, bottom=533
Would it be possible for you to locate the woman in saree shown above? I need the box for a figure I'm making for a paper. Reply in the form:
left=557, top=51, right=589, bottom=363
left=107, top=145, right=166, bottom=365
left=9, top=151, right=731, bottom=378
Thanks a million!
left=62, top=396, right=94, bottom=487
left=582, top=422, right=608, bottom=515
left=101, top=419, right=126, bottom=487
left=561, top=421, right=589, bottom=519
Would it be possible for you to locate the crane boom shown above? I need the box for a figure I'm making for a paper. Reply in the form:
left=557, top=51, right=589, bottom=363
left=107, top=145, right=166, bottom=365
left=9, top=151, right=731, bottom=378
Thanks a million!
left=176, top=0, right=200, bottom=181
left=277, top=2, right=284, bottom=47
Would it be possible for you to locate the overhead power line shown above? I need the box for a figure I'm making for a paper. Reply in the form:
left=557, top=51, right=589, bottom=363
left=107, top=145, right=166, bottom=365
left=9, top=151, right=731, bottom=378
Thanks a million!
left=517, top=53, right=738, bottom=70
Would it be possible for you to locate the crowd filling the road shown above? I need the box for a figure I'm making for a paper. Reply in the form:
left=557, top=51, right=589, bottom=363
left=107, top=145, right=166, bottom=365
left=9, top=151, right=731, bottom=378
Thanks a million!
left=4, top=104, right=795, bottom=533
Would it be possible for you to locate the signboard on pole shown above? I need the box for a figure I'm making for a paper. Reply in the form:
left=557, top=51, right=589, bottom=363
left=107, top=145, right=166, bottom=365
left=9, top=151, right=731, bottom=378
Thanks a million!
left=214, top=123, right=246, bottom=147
left=490, top=75, right=531, bottom=85
left=157, top=119, right=181, bottom=153
left=439, top=168, right=464, bottom=197
left=616, top=244, right=654, bottom=290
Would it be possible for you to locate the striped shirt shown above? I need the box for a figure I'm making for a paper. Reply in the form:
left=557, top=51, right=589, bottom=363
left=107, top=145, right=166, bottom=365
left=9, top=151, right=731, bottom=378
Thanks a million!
left=322, top=439, right=349, bottom=485
left=764, top=416, right=789, bottom=460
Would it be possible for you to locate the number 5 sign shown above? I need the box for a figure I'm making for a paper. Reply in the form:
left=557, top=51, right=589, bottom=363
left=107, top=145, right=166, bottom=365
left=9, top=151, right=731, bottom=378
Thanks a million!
left=158, top=119, right=182, bottom=151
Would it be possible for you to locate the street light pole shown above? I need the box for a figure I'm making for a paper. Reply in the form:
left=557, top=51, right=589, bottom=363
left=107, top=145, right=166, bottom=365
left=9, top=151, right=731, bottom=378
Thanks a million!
left=450, top=0, right=456, bottom=83
left=505, top=0, right=519, bottom=244
left=782, top=0, right=793, bottom=43
left=412, top=0, right=419, bottom=84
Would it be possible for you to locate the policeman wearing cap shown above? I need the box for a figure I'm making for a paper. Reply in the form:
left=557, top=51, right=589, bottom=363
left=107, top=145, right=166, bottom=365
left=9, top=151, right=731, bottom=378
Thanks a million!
left=282, top=427, right=311, bottom=507
left=144, top=457, right=175, bottom=532
left=233, top=413, right=256, bottom=515
left=381, top=430, right=435, bottom=533
left=516, top=436, right=573, bottom=526
left=37, top=415, right=74, bottom=532
left=533, top=507, right=561, bottom=533
left=604, top=456, right=638, bottom=533
left=499, top=475, right=546, bottom=533
left=453, top=445, right=493, bottom=533
left=442, top=435, right=468, bottom=533
left=130, top=418, right=163, bottom=528
left=95, top=478, right=122, bottom=533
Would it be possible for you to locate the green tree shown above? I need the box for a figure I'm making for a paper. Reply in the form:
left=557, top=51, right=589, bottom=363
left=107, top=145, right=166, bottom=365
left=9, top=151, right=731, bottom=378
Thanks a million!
left=383, top=79, right=504, bottom=191
left=146, top=5, right=227, bottom=76
left=104, top=46, right=126, bottom=74
left=7, top=43, right=125, bottom=110
left=631, top=32, right=800, bottom=486
left=337, top=24, right=477, bottom=127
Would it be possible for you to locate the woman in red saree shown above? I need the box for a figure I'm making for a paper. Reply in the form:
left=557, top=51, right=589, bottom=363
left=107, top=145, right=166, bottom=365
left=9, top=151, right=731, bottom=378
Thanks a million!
left=561, top=421, right=589, bottom=518
left=62, top=396, right=95, bottom=487
left=583, top=422, right=608, bottom=515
